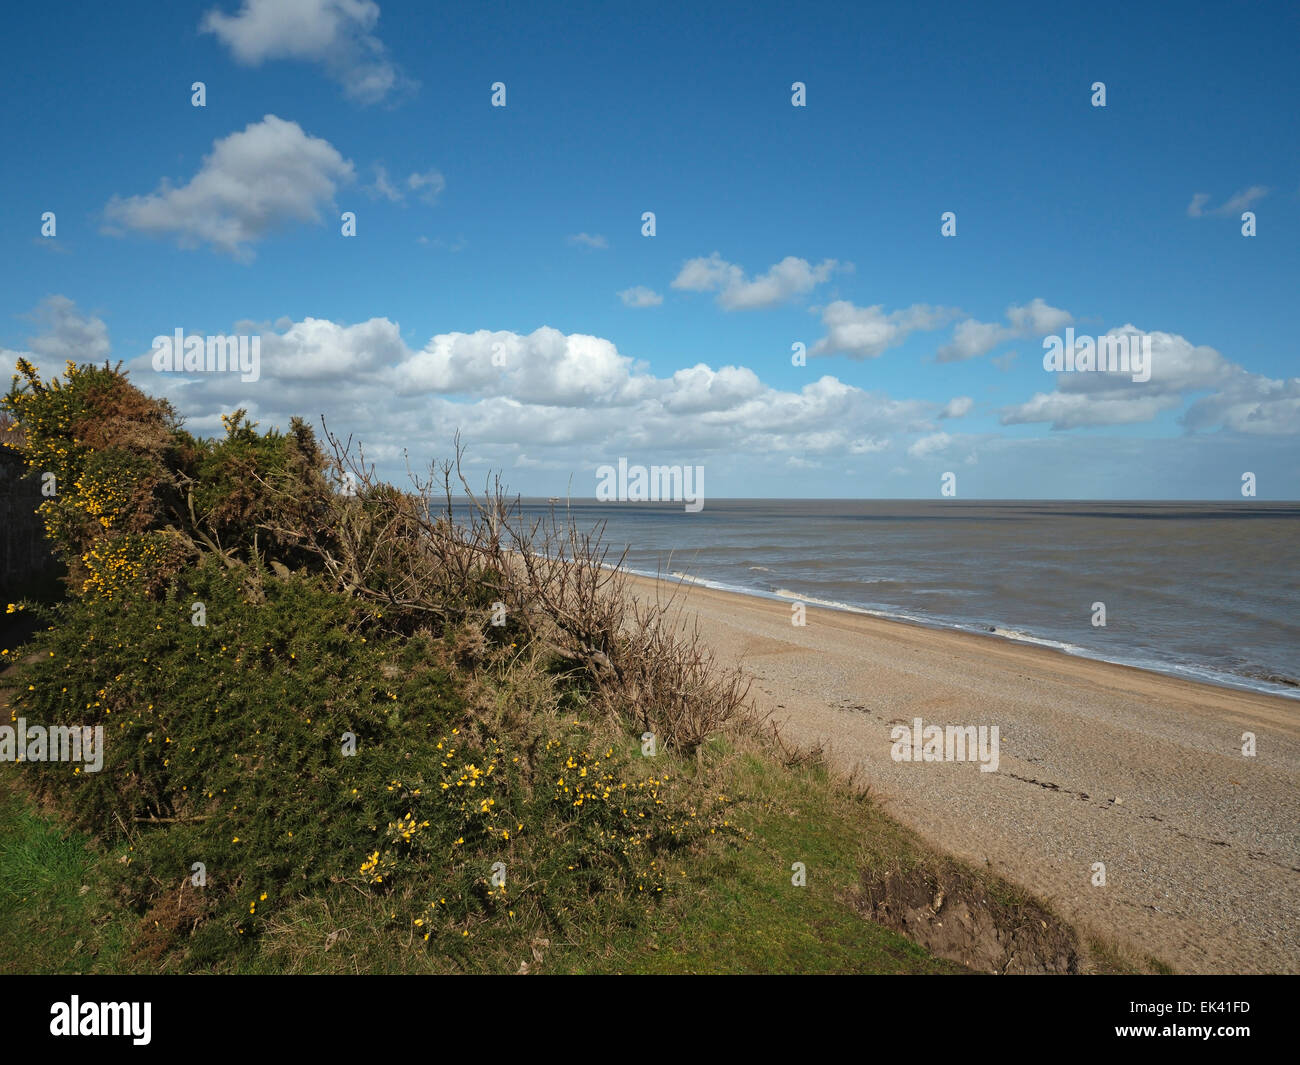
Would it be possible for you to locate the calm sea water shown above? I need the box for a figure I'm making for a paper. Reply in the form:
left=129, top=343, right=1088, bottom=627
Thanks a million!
left=510, top=499, right=1300, bottom=700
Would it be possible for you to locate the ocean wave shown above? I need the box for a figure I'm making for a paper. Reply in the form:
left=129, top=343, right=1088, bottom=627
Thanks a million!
left=771, top=588, right=935, bottom=626
left=622, top=569, right=1300, bottom=701
left=986, top=627, right=1081, bottom=654
left=1237, top=666, right=1300, bottom=689
left=669, top=570, right=715, bottom=587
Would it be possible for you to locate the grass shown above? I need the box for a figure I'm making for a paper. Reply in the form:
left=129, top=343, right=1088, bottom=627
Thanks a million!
left=0, top=736, right=969, bottom=974
left=0, top=640, right=1166, bottom=975
left=0, top=778, right=133, bottom=973
left=551, top=745, right=965, bottom=974
left=0, top=733, right=1174, bottom=974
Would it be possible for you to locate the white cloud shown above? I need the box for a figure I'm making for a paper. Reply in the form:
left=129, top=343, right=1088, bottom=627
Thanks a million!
left=811, top=301, right=954, bottom=360
left=661, top=364, right=764, bottom=413
left=672, top=253, right=737, bottom=293
left=1182, top=374, right=1300, bottom=435
left=939, top=319, right=1005, bottom=362
left=1187, top=186, right=1268, bottom=218
left=90, top=307, right=1293, bottom=502
left=1000, top=325, right=1298, bottom=434
left=1052, top=327, right=1233, bottom=396
left=367, top=165, right=403, bottom=202
left=939, top=396, right=973, bottom=419
left=938, top=298, right=1073, bottom=362
left=200, top=0, right=413, bottom=104
left=1000, top=390, right=1181, bottom=430
left=103, top=115, right=354, bottom=260
left=848, top=437, right=890, bottom=454
left=1007, top=299, right=1073, bottom=334
left=618, top=286, right=663, bottom=308
left=419, top=235, right=466, bottom=252
left=393, top=328, right=652, bottom=407
left=907, top=432, right=952, bottom=458
left=116, top=314, right=947, bottom=478
left=568, top=233, right=608, bottom=249
left=1, top=297, right=112, bottom=382
left=406, top=169, right=445, bottom=205
left=253, top=316, right=409, bottom=380
left=24, top=295, right=111, bottom=364
left=366, top=165, right=443, bottom=205
left=672, top=253, right=844, bottom=310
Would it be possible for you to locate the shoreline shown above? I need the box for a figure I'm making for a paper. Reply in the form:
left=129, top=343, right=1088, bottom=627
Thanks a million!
left=625, top=571, right=1300, bottom=974
left=623, top=565, right=1300, bottom=702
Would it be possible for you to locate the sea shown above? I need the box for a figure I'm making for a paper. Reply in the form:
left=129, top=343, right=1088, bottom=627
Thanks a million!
left=511, top=499, right=1300, bottom=701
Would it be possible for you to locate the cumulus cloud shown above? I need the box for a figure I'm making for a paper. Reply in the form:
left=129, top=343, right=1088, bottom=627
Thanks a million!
left=1000, top=390, right=1182, bottom=430
left=661, top=364, right=764, bottom=413
left=253, top=316, right=410, bottom=380
left=200, top=0, right=414, bottom=104
left=568, top=233, right=608, bottom=249
left=1050, top=327, right=1233, bottom=396
left=939, top=319, right=1004, bottom=363
left=937, top=298, right=1073, bottom=362
left=393, top=328, right=653, bottom=407
left=25, top=295, right=111, bottom=363
left=103, top=115, right=354, bottom=260
left=618, top=286, right=662, bottom=308
left=1187, top=186, right=1268, bottom=218
left=1000, top=325, right=1299, bottom=434
left=1, top=296, right=111, bottom=381
left=1182, top=374, right=1300, bottom=435
left=810, top=301, right=954, bottom=360
left=110, top=313, right=950, bottom=481
left=1008, top=300, right=1073, bottom=333
left=672, top=253, right=844, bottom=310
left=939, top=396, right=973, bottom=419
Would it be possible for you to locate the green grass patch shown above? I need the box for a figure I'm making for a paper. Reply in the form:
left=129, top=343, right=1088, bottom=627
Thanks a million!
left=0, top=737, right=970, bottom=974
left=0, top=778, right=133, bottom=973
left=546, top=746, right=966, bottom=974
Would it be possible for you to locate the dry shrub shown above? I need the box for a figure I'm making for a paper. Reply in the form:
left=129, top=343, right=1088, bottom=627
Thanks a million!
left=608, top=592, right=755, bottom=752
left=289, top=429, right=757, bottom=753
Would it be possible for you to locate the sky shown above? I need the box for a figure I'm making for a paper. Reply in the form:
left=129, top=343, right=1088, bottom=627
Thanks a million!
left=1, top=0, right=1297, bottom=499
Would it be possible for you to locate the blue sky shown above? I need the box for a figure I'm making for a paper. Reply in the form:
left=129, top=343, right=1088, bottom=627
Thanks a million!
left=2, top=0, right=1297, bottom=498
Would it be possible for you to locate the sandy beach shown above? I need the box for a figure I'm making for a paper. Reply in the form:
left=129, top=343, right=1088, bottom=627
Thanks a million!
left=627, top=573, right=1300, bottom=974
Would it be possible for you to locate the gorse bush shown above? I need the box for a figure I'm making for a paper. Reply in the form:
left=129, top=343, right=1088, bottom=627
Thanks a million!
left=6, top=361, right=753, bottom=755
left=10, top=557, right=734, bottom=962
left=3, top=361, right=330, bottom=598
left=3, top=360, right=752, bottom=966
left=3, top=361, right=188, bottom=580
left=79, top=530, right=192, bottom=600
left=189, top=410, right=336, bottom=570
